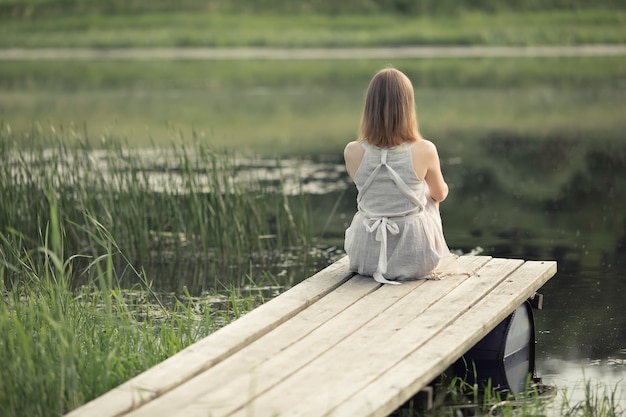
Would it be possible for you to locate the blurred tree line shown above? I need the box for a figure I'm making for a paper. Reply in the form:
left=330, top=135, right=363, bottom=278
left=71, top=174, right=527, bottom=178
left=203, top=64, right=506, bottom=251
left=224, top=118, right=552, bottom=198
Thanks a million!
left=2, top=0, right=625, bottom=18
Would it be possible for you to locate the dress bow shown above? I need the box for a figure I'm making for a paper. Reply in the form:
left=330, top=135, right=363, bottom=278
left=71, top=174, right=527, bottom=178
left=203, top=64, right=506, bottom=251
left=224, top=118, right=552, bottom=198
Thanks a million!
left=363, top=217, right=401, bottom=285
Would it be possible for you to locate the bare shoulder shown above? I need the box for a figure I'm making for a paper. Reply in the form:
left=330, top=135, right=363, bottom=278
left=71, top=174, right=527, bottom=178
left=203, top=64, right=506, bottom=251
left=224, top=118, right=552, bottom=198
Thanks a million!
left=344, top=141, right=365, bottom=179
left=411, top=139, right=440, bottom=165
left=344, top=140, right=364, bottom=155
left=344, top=140, right=365, bottom=161
left=412, top=138, right=438, bottom=155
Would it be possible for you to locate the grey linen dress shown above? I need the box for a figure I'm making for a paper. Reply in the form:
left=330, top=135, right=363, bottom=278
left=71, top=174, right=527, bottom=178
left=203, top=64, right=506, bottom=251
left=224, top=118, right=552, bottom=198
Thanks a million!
left=344, top=141, right=451, bottom=284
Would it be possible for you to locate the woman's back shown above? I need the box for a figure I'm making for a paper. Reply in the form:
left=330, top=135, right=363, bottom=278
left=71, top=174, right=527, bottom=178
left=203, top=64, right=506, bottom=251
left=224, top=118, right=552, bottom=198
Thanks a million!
left=354, top=142, right=426, bottom=217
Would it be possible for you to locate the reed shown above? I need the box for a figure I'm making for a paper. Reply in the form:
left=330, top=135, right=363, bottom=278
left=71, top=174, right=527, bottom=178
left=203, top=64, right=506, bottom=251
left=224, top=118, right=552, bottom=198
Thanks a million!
left=0, top=127, right=312, bottom=293
left=0, top=193, right=270, bottom=416
left=392, top=373, right=623, bottom=417
left=559, top=377, right=624, bottom=417
left=0, top=129, right=313, bottom=415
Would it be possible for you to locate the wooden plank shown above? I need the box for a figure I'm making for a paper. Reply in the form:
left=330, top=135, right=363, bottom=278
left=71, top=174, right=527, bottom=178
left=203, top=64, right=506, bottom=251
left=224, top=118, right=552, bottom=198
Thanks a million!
left=161, top=256, right=485, bottom=417
left=141, top=273, right=425, bottom=417
left=224, top=257, right=521, bottom=417
left=328, top=260, right=558, bottom=417
left=154, top=256, right=491, bottom=417
left=65, top=256, right=353, bottom=417
left=123, top=274, right=381, bottom=417
left=175, top=281, right=429, bottom=417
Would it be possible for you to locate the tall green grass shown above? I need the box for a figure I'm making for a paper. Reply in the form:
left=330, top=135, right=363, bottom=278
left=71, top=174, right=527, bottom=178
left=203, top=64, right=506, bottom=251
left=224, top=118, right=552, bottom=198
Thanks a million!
left=0, top=127, right=312, bottom=293
left=559, top=378, right=624, bottom=417
left=0, top=129, right=314, bottom=415
left=0, top=192, right=268, bottom=416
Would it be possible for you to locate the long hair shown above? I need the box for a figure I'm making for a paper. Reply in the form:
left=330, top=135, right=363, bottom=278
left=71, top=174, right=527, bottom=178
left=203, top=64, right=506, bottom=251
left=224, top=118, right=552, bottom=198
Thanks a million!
left=359, top=68, right=420, bottom=147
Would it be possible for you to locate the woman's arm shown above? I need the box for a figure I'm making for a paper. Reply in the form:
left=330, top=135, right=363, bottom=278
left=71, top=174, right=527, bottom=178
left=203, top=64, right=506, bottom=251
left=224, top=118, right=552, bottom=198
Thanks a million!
left=412, top=140, right=449, bottom=202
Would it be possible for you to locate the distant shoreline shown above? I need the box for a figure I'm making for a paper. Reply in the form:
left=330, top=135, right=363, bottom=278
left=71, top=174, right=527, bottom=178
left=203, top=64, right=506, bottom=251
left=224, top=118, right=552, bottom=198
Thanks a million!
left=2, top=44, right=626, bottom=61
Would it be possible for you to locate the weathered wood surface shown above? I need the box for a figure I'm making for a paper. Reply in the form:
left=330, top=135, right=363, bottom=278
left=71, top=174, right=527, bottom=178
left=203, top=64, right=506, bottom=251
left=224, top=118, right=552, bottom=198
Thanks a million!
left=65, top=255, right=557, bottom=417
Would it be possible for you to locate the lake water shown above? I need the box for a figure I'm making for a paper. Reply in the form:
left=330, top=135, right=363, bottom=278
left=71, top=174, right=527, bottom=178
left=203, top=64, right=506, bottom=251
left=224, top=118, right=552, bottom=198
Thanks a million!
left=296, top=135, right=626, bottom=411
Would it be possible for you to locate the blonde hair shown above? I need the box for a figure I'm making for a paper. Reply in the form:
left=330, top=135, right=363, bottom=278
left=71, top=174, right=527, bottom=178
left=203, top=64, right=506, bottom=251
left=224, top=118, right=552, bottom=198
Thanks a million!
left=359, top=68, right=420, bottom=147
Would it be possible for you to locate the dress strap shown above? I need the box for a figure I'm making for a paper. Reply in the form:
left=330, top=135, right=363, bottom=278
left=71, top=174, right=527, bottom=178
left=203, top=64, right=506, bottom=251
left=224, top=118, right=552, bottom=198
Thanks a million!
left=356, top=149, right=385, bottom=203
left=380, top=147, right=388, bottom=165
left=357, top=147, right=424, bottom=211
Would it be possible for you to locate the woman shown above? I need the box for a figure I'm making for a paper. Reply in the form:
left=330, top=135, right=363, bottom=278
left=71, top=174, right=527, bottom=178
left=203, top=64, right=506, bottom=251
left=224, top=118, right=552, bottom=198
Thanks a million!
left=344, top=67, right=452, bottom=285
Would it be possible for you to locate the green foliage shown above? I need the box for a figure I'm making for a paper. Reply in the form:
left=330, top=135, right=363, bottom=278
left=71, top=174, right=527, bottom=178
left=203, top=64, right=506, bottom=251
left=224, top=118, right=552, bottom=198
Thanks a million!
left=2, top=10, right=626, bottom=48
left=393, top=372, right=623, bottom=417
left=0, top=137, right=309, bottom=415
left=0, top=132, right=313, bottom=292
left=0, top=193, right=256, bottom=416
left=1, top=0, right=625, bottom=18
left=559, top=377, right=624, bottom=417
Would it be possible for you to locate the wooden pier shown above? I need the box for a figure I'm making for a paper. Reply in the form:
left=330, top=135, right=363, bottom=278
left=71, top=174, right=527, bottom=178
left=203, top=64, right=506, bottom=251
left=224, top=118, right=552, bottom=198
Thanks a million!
left=65, top=255, right=557, bottom=417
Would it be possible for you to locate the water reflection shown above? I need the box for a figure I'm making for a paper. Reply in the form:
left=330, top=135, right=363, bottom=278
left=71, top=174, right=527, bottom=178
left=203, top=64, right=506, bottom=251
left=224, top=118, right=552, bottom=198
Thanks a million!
left=537, top=357, right=625, bottom=415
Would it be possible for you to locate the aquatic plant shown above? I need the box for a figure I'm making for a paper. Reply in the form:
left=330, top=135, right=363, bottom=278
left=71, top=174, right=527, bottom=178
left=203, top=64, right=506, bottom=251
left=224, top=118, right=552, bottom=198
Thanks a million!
left=391, top=372, right=623, bottom=417
left=0, top=188, right=275, bottom=416
left=0, top=128, right=312, bottom=293
left=0, top=128, right=317, bottom=415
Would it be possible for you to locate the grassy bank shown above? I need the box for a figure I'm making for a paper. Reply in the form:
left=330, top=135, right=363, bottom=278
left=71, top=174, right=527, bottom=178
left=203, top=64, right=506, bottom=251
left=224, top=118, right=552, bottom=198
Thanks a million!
left=1, top=9, right=626, bottom=48
left=3, top=0, right=625, bottom=16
